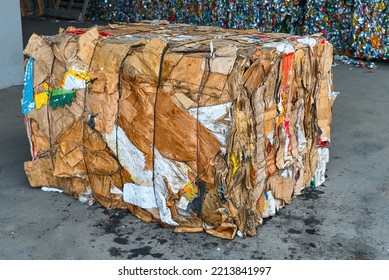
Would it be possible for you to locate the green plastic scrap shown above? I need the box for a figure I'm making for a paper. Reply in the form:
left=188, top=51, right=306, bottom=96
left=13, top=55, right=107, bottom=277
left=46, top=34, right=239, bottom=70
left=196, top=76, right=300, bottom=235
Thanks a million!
left=49, top=88, right=75, bottom=109
left=309, top=175, right=317, bottom=189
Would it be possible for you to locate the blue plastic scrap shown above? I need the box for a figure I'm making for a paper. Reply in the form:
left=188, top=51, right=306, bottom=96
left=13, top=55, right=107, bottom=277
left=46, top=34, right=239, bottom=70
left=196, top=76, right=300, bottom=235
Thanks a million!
left=21, top=58, right=35, bottom=115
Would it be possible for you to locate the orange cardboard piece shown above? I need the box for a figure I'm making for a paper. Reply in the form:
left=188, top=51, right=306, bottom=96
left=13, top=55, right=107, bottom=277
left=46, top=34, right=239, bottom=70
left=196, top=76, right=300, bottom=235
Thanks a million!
left=266, top=143, right=277, bottom=176
left=90, top=174, right=127, bottom=209
left=256, top=193, right=267, bottom=215
left=63, top=146, right=84, bottom=168
left=316, top=42, right=335, bottom=141
left=263, top=104, right=277, bottom=137
left=67, top=90, right=86, bottom=119
left=127, top=203, right=153, bottom=223
left=91, top=42, right=131, bottom=74
left=51, top=32, right=78, bottom=63
left=24, top=33, right=54, bottom=72
left=28, top=104, right=76, bottom=144
left=57, top=120, right=83, bottom=155
left=64, top=177, right=90, bottom=197
left=51, top=59, right=66, bottom=88
left=24, top=158, right=57, bottom=187
left=77, top=27, right=100, bottom=65
left=89, top=71, right=106, bottom=93
left=33, top=60, right=49, bottom=89
left=243, top=50, right=272, bottom=94
left=87, top=90, right=118, bottom=134
left=302, top=138, right=319, bottom=187
left=24, top=157, right=90, bottom=197
left=119, top=99, right=137, bottom=123
left=53, top=150, right=86, bottom=178
left=118, top=81, right=221, bottom=185
left=205, top=223, right=237, bottom=239
left=85, top=150, right=119, bottom=176
left=168, top=55, right=205, bottom=94
left=123, top=38, right=181, bottom=85
left=267, top=174, right=295, bottom=203
left=174, top=227, right=204, bottom=233
left=48, top=106, right=76, bottom=144
left=30, top=119, right=50, bottom=156
left=83, top=130, right=107, bottom=151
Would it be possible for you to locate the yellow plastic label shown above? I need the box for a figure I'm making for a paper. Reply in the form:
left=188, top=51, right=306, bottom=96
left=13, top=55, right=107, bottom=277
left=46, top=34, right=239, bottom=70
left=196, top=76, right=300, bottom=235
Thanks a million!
left=231, top=153, right=239, bottom=176
left=182, top=182, right=198, bottom=202
left=64, top=69, right=90, bottom=82
left=34, top=91, right=49, bottom=109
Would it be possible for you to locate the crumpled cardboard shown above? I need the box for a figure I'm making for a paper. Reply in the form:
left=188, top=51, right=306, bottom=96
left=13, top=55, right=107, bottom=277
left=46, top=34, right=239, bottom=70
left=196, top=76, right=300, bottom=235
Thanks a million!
left=22, top=23, right=335, bottom=239
left=77, top=27, right=100, bottom=65
left=24, top=33, right=54, bottom=74
left=24, top=158, right=57, bottom=187
left=46, top=31, right=78, bottom=65
left=267, top=174, right=295, bottom=203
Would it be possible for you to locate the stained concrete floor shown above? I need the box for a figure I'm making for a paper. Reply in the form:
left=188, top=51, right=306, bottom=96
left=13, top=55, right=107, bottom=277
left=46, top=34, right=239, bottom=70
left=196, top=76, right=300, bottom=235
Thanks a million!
left=0, top=17, right=388, bottom=260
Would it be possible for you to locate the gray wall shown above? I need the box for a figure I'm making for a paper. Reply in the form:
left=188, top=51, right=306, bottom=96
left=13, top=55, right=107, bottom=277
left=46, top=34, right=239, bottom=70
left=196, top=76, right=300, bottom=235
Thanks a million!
left=0, top=0, right=24, bottom=89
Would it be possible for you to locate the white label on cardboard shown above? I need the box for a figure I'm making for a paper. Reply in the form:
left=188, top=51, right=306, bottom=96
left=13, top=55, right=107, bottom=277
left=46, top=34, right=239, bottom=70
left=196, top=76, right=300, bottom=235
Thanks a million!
left=63, top=73, right=87, bottom=90
left=297, top=105, right=307, bottom=152
left=105, top=126, right=185, bottom=226
left=110, top=187, right=123, bottom=195
left=262, top=191, right=276, bottom=219
left=297, top=37, right=317, bottom=49
left=177, top=196, right=190, bottom=210
left=315, top=147, right=329, bottom=187
left=41, top=187, right=63, bottom=193
left=187, top=102, right=232, bottom=146
left=263, top=42, right=294, bottom=54
left=123, top=183, right=157, bottom=209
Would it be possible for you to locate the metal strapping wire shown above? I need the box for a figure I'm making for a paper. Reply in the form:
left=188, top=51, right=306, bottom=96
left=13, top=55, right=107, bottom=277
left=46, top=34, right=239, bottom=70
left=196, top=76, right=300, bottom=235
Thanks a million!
left=80, top=40, right=101, bottom=189
left=116, top=48, right=133, bottom=190
left=46, top=54, right=58, bottom=169
left=195, top=54, right=212, bottom=182
left=152, top=44, right=170, bottom=196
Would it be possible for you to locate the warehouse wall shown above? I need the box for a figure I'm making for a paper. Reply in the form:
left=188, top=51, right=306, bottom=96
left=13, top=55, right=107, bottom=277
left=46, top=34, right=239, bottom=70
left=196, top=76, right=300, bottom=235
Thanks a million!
left=0, top=0, right=24, bottom=89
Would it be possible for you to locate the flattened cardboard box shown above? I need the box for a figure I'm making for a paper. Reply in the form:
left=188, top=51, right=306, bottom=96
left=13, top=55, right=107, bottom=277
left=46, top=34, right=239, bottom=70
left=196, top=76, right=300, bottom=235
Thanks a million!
left=22, top=22, right=336, bottom=239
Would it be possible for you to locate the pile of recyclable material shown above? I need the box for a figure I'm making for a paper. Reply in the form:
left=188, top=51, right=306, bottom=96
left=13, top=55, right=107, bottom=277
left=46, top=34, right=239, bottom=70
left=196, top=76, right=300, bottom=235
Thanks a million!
left=303, top=0, right=354, bottom=55
left=22, top=23, right=335, bottom=239
left=334, top=55, right=378, bottom=69
left=226, top=0, right=304, bottom=33
left=87, top=0, right=304, bottom=33
left=87, top=0, right=388, bottom=60
left=352, top=0, right=389, bottom=60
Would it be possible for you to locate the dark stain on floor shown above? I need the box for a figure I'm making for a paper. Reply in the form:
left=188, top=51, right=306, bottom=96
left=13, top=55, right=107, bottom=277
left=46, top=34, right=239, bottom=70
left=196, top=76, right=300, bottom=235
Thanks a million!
left=304, top=217, right=321, bottom=226
left=114, top=237, right=128, bottom=245
left=305, top=228, right=318, bottom=235
left=202, top=242, right=219, bottom=249
left=127, top=246, right=164, bottom=259
left=261, top=216, right=273, bottom=225
left=299, top=188, right=325, bottom=201
left=108, top=247, right=123, bottom=257
left=93, top=209, right=128, bottom=235
left=287, top=228, right=302, bottom=234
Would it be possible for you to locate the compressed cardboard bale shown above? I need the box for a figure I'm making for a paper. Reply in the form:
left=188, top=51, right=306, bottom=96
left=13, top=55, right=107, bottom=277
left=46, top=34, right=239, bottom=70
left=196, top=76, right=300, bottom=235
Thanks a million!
left=22, top=23, right=335, bottom=239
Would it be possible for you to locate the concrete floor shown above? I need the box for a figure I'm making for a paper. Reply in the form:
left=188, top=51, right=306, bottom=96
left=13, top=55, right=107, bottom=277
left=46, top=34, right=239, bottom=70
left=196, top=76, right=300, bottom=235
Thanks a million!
left=0, top=17, right=388, bottom=260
